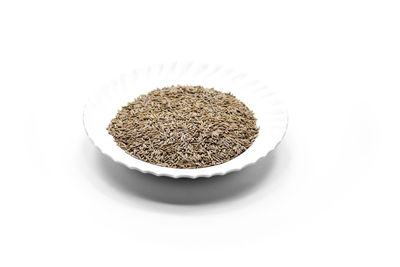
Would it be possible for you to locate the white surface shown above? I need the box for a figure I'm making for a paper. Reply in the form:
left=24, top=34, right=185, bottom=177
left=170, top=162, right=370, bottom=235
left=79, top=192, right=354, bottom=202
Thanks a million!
left=0, top=0, right=399, bottom=266
left=84, top=62, right=288, bottom=178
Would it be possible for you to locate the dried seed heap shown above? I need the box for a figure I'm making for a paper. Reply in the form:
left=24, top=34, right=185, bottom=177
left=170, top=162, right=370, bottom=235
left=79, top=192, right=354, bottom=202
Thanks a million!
left=107, top=85, right=259, bottom=169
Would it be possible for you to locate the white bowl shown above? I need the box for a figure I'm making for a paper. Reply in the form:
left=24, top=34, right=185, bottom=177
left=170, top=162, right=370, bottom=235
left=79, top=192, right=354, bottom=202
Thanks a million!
left=83, top=62, right=288, bottom=178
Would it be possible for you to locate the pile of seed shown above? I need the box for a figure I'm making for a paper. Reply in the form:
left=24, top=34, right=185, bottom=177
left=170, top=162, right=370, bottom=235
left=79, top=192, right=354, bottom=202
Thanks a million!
left=107, top=85, right=259, bottom=169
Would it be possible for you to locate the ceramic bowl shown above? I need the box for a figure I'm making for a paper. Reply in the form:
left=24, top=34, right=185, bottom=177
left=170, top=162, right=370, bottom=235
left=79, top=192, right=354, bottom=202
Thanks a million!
left=83, top=62, right=288, bottom=178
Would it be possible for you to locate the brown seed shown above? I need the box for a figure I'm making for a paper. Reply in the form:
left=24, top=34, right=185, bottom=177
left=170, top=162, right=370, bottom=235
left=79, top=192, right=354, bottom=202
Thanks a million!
left=107, top=85, right=259, bottom=169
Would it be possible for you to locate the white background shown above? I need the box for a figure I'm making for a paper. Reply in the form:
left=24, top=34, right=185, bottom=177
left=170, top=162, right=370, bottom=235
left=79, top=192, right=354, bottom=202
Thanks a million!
left=1, top=0, right=399, bottom=266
